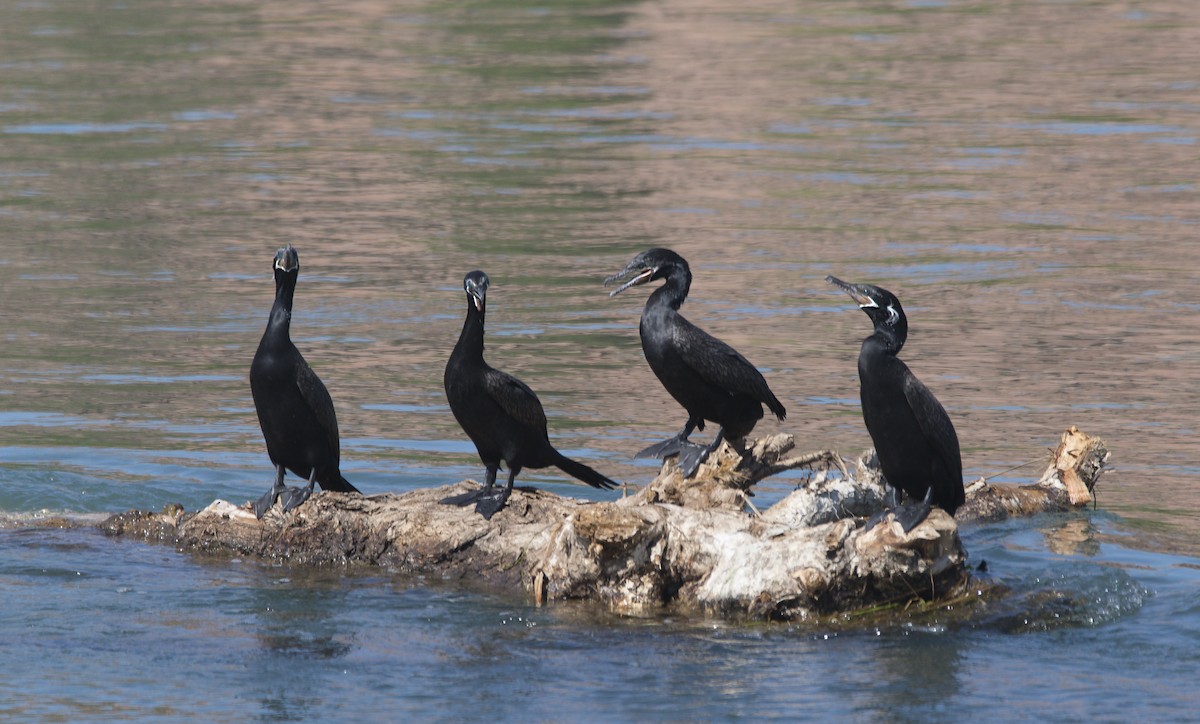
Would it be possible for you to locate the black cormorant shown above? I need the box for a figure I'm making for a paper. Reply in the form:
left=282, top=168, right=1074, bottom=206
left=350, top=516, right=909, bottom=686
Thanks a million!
left=605, top=248, right=786, bottom=478
left=441, top=271, right=618, bottom=520
left=249, top=245, right=359, bottom=518
left=826, top=276, right=964, bottom=531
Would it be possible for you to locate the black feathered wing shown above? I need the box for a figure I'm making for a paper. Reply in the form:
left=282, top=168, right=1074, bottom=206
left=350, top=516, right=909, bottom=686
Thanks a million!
left=673, top=317, right=786, bottom=419
left=902, top=372, right=964, bottom=511
left=483, top=367, right=550, bottom=436
left=294, top=358, right=341, bottom=460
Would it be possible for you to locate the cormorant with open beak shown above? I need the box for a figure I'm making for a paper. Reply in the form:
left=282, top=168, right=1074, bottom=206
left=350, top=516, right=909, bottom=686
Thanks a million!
left=606, top=248, right=786, bottom=479
left=827, top=275, right=964, bottom=531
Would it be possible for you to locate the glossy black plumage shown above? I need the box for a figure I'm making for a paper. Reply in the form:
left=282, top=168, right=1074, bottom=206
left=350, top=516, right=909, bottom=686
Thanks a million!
left=249, top=245, right=358, bottom=518
left=606, top=248, right=786, bottom=478
left=441, top=271, right=617, bottom=520
left=827, top=276, right=964, bottom=531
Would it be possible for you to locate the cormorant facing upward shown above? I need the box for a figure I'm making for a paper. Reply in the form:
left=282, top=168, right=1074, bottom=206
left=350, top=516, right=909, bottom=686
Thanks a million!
left=249, top=245, right=359, bottom=518
left=826, top=276, right=964, bottom=531
left=441, top=271, right=618, bottom=520
left=605, top=248, right=786, bottom=478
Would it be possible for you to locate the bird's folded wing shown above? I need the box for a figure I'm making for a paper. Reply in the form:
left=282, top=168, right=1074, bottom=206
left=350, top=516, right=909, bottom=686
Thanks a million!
left=902, top=374, right=961, bottom=475
left=484, top=368, right=549, bottom=432
left=675, top=322, right=780, bottom=404
left=295, top=360, right=341, bottom=456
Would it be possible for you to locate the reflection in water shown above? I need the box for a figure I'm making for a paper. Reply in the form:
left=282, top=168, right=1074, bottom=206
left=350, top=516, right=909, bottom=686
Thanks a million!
left=244, top=577, right=357, bottom=721
left=1044, top=517, right=1101, bottom=557
left=871, top=635, right=966, bottom=713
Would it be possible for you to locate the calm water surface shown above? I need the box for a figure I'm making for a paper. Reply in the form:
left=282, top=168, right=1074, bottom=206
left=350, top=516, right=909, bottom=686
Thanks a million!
left=2, top=0, right=1199, bottom=719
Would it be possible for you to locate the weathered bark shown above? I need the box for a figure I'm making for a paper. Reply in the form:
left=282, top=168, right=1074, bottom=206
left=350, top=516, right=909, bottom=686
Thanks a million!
left=99, top=427, right=1108, bottom=621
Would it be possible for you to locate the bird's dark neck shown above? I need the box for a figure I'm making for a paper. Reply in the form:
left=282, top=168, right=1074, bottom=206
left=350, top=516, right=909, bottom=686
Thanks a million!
left=646, top=265, right=691, bottom=313
left=863, top=324, right=906, bottom=358
left=263, top=270, right=297, bottom=343
left=453, top=301, right=486, bottom=363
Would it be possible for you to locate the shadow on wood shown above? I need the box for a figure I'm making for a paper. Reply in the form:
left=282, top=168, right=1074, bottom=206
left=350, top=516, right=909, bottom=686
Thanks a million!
left=100, top=427, right=1108, bottom=621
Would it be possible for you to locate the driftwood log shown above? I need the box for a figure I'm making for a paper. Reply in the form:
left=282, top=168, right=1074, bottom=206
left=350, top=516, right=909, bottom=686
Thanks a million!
left=101, top=426, right=1108, bottom=621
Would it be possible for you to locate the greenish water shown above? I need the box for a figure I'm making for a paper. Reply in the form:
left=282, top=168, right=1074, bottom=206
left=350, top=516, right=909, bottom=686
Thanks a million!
left=2, top=0, right=1199, bottom=719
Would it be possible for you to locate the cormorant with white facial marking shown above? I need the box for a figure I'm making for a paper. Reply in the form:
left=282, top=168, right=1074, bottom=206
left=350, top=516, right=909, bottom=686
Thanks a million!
left=249, top=245, right=359, bottom=519
left=441, top=271, right=618, bottom=520
left=826, top=276, right=964, bottom=531
left=606, top=248, right=786, bottom=478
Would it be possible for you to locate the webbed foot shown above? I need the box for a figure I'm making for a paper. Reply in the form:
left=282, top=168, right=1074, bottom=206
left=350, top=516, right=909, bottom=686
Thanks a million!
left=864, top=508, right=890, bottom=531
left=677, top=442, right=712, bottom=479
left=636, top=436, right=711, bottom=478
left=635, top=436, right=687, bottom=460
left=280, top=484, right=314, bottom=514
left=474, top=490, right=511, bottom=520
left=864, top=501, right=933, bottom=534
left=253, top=466, right=288, bottom=520
left=893, top=500, right=932, bottom=533
left=440, top=489, right=484, bottom=507
left=253, top=487, right=281, bottom=519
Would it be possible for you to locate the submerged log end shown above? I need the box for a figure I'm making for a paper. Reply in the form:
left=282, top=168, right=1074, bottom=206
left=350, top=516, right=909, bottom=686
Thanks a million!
left=98, top=504, right=185, bottom=542
left=958, top=427, right=1109, bottom=523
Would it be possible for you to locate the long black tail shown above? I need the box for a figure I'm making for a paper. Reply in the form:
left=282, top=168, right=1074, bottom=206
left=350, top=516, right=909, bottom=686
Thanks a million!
left=553, top=451, right=618, bottom=490
left=318, top=471, right=360, bottom=494
left=764, top=391, right=787, bottom=421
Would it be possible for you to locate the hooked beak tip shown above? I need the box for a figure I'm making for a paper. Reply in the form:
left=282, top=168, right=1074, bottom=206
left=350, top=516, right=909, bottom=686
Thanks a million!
left=606, top=267, right=654, bottom=297
left=826, top=275, right=871, bottom=306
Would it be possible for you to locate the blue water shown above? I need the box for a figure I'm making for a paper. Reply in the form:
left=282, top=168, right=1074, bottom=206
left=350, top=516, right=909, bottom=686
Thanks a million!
left=1, top=490, right=1194, bottom=719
